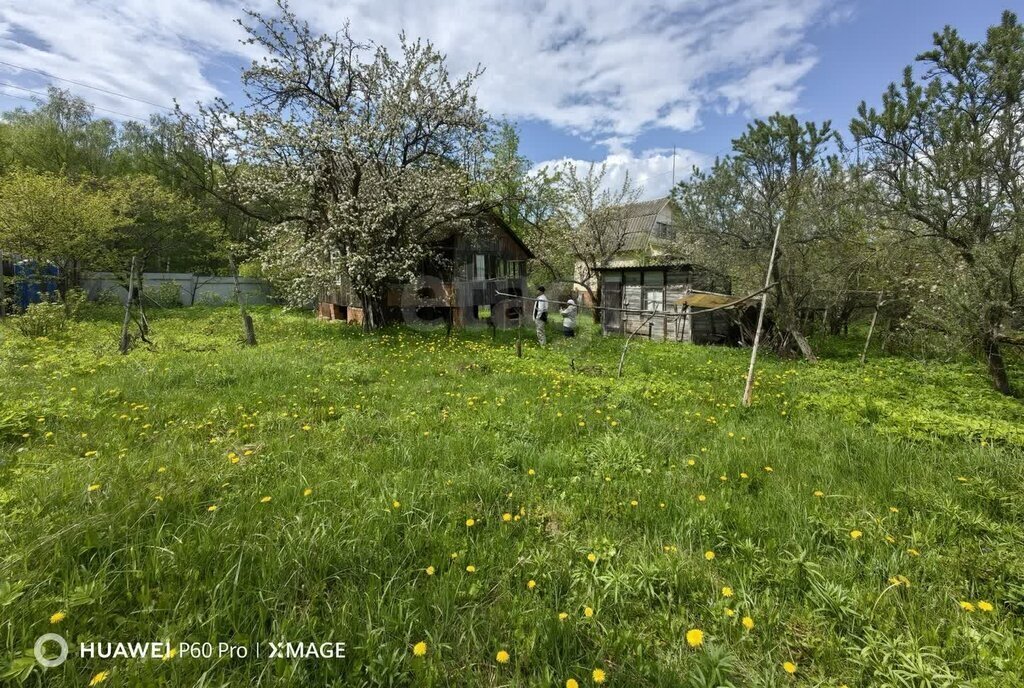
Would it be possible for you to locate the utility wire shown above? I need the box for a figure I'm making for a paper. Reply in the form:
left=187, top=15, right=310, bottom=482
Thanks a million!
left=0, top=81, right=149, bottom=121
left=0, top=59, right=173, bottom=112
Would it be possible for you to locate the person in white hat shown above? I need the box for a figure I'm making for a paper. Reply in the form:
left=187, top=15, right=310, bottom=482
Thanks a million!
left=560, top=296, right=577, bottom=338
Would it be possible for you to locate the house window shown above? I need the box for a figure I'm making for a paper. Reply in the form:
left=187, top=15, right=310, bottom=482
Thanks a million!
left=653, top=222, right=676, bottom=240
left=475, top=254, right=486, bottom=280
left=644, top=288, right=664, bottom=312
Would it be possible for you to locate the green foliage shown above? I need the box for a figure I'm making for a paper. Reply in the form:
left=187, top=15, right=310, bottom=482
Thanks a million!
left=147, top=282, right=182, bottom=308
left=12, top=301, right=69, bottom=338
left=0, top=307, right=1022, bottom=686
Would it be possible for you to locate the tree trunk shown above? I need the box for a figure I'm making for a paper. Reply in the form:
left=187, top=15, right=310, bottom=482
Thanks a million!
left=358, top=291, right=386, bottom=332
left=983, top=330, right=1013, bottom=395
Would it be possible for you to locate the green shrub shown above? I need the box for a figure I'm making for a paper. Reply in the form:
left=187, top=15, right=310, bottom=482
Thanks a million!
left=148, top=281, right=183, bottom=308
left=13, top=301, right=68, bottom=337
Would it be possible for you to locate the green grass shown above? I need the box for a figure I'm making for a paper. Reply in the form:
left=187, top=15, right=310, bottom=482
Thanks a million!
left=1, top=306, right=1023, bottom=686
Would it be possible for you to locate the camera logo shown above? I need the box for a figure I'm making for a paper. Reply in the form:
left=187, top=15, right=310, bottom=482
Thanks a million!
left=34, top=633, right=69, bottom=668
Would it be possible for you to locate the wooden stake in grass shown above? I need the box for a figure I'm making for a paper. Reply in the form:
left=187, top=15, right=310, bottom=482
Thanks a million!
left=119, top=256, right=137, bottom=355
left=0, top=249, right=6, bottom=319
left=860, top=291, right=884, bottom=365
left=742, top=221, right=782, bottom=407
left=230, top=256, right=257, bottom=347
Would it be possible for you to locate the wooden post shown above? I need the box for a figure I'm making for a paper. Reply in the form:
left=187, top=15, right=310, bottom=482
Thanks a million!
left=742, top=222, right=782, bottom=407
left=515, top=292, right=523, bottom=358
left=230, top=256, right=256, bottom=346
left=119, top=257, right=136, bottom=355
left=0, top=250, right=6, bottom=318
left=860, top=291, right=883, bottom=365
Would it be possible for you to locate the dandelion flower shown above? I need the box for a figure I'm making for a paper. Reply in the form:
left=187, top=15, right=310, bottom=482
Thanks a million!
left=89, top=671, right=110, bottom=686
left=592, top=668, right=606, bottom=683
left=466, top=565, right=476, bottom=573
left=87, top=484, right=101, bottom=492
left=704, top=550, right=715, bottom=561
left=685, top=628, right=704, bottom=648
left=722, top=586, right=733, bottom=597
left=163, top=647, right=178, bottom=661
left=907, top=548, right=920, bottom=557
left=849, top=530, right=863, bottom=540
left=303, top=488, right=313, bottom=497
left=587, top=553, right=597, bottom=563
left=413, top=641, right=427, bottom=657
left=502, top=512, right=512, bottom=522
left=978, top=600, right=994, bottom=612
left=527, top=579, right=537, bottom=590
left=697, top=494, right=707, bottom=502
left=813, top=490, right=824, bottom=497
left=496, top=650, right=510, bottom=664
left=425, top=566, right=435, bottom=576
left=260, top=496, right=272, bottom=503
left=558, top=612, right=568, bottom=621
left=742, top=616, right=754, bottom=631
left=465, top=518, right=475, bottom=527
left=782, top=661, right=797, bottom=674
left=49, top=611, right=66, bottom=624
left=959, top=601, right=975, bottom=612
left=584, top=606, right=594, bottom=618
left=724, top=608, right=735, bottom=617
left=566, top=679, right=579, bottom=688
left=764, top=466, right=774, bottom=472
left=392, top=500, right=401, bottom=509
left=207, top=505, right=218, bottom=512
left=528, top=468, right=536, bottom=476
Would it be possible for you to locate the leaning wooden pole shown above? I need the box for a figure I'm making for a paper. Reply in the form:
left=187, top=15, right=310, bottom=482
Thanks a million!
left=860, top=291, right=883, bottom=365
left=119, top=256, right=137, bottom=355
left=742, top=222, right=783, bottom=407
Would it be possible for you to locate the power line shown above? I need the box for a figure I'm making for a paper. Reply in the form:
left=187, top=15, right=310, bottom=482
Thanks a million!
left=0, top=81, right=149, bottom=122
left=0, top=59, right=174, bottom=112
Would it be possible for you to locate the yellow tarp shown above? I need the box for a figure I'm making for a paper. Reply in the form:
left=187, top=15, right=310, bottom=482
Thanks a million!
left=674, top=291, right=749, bottom=309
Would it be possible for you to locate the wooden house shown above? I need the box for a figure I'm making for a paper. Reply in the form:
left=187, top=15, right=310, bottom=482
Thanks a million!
left=319, top=211, right=533, bottom=328
left=578, top=196, right=733, bottom=344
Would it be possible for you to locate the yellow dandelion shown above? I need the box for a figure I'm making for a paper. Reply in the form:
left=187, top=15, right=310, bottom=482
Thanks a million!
left=685, top=628, right=704, bottom=648
left=207, top=505, right=218, bottom=512
left=527, top=468, right=536, bottom=476
left=89, top=671, right=110, bottom=686
left=722, top=586, right=733, bottom=597
left=782, top=661, right=797, bottom=674
left=724, top=608, right=735, bottom=617
left=704, top=550, right=715, bottom=561
left=465, top=518, right=475, bottom=527
left=558, top=612, right=569, bottom=620
left=303, top=488, right=313, bottom=497
left=907, top=548, right=920, bottom=556
left=740, top=472, right=749, bottom=479
left=813, top=490, right=824, bottom=497
left=502, top=512, right=512, bottom=522
left=849, top=530, right=863, bottom=540
left=412, top=641, right=427, bottom=657
left=425, top=566, right=435, bottom=576
left=584, top=606, right=594, bottom=618
left=978, top=600, right=994, bottom=612
left=163, top=646, right=178, bottom=661
left=592, top=668, right=606, bottom=684
left=496, top=650, right=510, bottom=664
left=466, top=565, right=476, bottom=573
left=260, top=496, right=272, bottom=503
left=697, top=494, right=707, bottom=502
left=587, top=553, right=597, bottom=563
left=527, top=579, right=537, bottom=590
left=742, top=616, right=754, bottom=631
left=959, top=601, right=975, bottom=612
left=630, top=500, right=638, bottom=507
left=49, top=611, right=66, bottom=624
left=566, top=679, right=579, bottom=688
left=392, top=500, right=401, bottom=509
left=87, top=484, right=101, bottom=492
left=889, top=506, right=899, bottom=513
left=764, top=466, right=774, bottom=472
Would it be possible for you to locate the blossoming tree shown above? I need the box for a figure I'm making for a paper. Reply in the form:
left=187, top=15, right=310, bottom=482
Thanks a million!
left=177, top=1, right=501, bottom=329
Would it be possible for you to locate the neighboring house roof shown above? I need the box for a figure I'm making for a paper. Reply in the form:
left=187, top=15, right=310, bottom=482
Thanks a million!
left=613, top=196, right=674, bottom=252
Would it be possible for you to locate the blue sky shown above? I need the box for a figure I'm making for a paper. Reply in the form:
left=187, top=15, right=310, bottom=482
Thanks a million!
left=0, top=0, right=1012, bottom=197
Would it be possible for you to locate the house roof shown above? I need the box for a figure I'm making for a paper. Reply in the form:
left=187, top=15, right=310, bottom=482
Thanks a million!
left=615, top=196, right=672, bottom=252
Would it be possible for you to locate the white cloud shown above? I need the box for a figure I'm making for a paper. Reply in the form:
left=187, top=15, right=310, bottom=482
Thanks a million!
left=535, top=148, right=709, bottom=201
left=0, top=0, right=834, bottom=146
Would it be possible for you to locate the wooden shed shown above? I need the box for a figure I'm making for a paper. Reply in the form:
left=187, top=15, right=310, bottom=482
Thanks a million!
left=598, top=263, right=733, bottom=343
